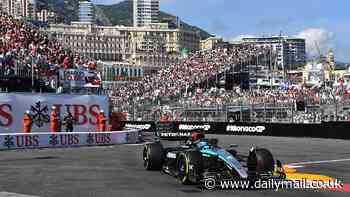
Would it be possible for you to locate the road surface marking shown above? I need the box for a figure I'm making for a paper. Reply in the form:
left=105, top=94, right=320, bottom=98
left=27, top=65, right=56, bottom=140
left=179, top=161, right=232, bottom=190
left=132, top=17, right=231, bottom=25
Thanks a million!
left=284, top=165, right=304, bottom=169
left=0, top=192, right=40, bottom=197
left=124, top=142, right=153, bottom=146
left=288, top=158, right=350, bottom=166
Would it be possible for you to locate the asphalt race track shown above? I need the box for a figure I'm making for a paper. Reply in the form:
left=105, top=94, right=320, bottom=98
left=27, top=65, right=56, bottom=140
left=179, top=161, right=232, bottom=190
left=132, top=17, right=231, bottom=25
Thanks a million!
left=0, top=135, right=349, bottom=197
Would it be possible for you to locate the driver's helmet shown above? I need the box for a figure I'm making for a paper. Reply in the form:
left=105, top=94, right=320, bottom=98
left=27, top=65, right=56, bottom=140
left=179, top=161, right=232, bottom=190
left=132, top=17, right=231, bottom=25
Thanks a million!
left=191, top=132, right=205, bottom=142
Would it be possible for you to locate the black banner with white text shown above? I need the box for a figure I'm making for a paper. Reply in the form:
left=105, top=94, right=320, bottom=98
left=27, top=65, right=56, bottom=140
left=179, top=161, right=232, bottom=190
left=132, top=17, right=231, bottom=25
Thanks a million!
left=122, top=121, right=350, bottom=140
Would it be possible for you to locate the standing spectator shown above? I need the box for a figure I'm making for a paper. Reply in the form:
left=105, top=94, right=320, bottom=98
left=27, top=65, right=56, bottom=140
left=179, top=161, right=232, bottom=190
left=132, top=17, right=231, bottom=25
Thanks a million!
left=57, top=109, right=62, bottom=132
left=97, top=110, right=107, bottom=132
left=50, top=106, right=59, bottom=133
left=63, top=112, right=75, bottom=132
left=23, top=110, right=33, bottom=133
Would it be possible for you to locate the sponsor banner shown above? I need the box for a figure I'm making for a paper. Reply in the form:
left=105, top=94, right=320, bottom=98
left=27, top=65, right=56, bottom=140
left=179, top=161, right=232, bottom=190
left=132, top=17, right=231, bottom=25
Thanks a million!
left=123, top=121, right=350, bottom=140
left=226, top=125, right=266, bottom=133
left=59, top=69, right=101, bottom=88
left=158, top=122, right=193, bottom=140
left=0, top=93, right=109, bottom=133
left=59, top=69, right=86, bottom=88
left=178, top=123, right=211, bottom=131
left=122, top=121, right=156, bottom=132
left=159, top=131, right=191, bottom=138
left=0, top=130, right=139, bottom=150
left=122, top=121, right=267, bottom=136
left=125, top=123, right=153, bottom=130
left=122, top=122, right=268, bottom=139
left=175, top=122, right=267, bottom=135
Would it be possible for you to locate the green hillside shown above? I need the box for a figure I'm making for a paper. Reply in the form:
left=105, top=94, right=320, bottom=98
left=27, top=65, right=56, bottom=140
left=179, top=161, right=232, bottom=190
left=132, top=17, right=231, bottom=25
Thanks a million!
left=38, top=0, right=212, bottom=39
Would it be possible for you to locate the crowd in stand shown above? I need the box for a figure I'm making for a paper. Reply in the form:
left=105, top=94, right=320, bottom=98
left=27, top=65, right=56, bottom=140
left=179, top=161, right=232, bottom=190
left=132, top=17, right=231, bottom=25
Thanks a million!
left=178, top=87, right=298, bottom=107
left=0, top=14, right=98, bottom=88
left=123, top=81, right=350, bottom=122
left=178, top=84, right=350, bottom=108
left=3, top=13, right=350, bottom=123
left=108, top=45, right=271, bottom=110
left=105, top=37, right=350, bottom=123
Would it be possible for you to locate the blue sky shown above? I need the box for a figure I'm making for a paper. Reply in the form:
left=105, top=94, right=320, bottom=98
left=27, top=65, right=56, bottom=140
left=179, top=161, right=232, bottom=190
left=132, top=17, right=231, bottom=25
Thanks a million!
left=92, top=0, right=350, bottom=62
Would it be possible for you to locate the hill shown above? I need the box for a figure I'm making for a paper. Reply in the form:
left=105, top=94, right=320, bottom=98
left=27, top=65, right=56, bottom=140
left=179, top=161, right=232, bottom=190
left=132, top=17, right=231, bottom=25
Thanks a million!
left=36, top=0, right=79, bottom=24
left=37, top=0, right=212, bottom=39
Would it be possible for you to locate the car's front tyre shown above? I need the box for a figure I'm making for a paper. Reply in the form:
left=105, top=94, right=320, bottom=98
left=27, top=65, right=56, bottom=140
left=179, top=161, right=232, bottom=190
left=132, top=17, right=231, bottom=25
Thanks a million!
left=143, top=142, right=165, bottom=170
left=247, top=148, right=275, bottom=174
left=176, top=151, right=202, bottom=185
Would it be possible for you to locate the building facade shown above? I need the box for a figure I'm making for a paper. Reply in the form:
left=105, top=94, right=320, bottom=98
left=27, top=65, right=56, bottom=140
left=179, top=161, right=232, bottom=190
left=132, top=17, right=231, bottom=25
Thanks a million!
left=36, top=9, right=56, bottom=23
left=0, top=0, right=36, bottom=20
left=99, top=61, right=144, bottom=82
left=133, top=0, right=159, bottom=27
left=47, top=22, right=200, bottom=68
left=21, top=0, right=35, bottom=19
left=0, top=0, right=7, bottom=14
left=0, top=0, right=17, bottom=17
left=79, top=0, right=95, bottom=24
left=200, top=37, right=231, bottom=51
left=0, top=0, right=12, bottom=16
left=327, top=48, right=335, bottom=68
left=241, top=36, right=306, bottom=70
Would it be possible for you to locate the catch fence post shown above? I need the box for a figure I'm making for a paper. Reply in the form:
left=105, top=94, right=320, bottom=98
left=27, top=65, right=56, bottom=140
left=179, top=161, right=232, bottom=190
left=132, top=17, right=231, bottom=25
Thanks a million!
left=240, top=101, right=243, bottom=122
left=264, top=103, right=267, bottom=122
left=291, top=104, right=294, bottom=123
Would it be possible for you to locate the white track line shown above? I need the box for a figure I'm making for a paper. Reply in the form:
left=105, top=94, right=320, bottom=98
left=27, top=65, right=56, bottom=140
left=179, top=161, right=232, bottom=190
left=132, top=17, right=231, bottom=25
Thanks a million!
left=284, top=165, right=305, bottom=169
left=288, top=158, right=350, bottom=166
left=124, top=142, right=152, bottom=146
left=0, top=192, right=40, bottom=197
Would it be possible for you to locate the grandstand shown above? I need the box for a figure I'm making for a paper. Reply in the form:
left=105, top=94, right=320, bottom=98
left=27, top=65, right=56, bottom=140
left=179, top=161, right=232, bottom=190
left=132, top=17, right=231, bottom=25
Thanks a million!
left=1, top=12, right=349, bottom=124
left=0, top=13, right=101, bottom=94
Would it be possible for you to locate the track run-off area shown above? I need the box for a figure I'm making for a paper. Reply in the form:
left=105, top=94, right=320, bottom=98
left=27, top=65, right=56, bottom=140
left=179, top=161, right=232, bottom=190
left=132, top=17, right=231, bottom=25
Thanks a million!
left=0, top=135, right=349, bottom=197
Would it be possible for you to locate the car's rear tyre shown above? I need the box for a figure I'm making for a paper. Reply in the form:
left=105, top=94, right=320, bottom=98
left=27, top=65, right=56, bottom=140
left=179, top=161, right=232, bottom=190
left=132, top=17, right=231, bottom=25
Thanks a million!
left=176, top=151, right=202, bottom=185
left=143, top=142, right=165, bottom=170
left=247, top=148, right=275, bottom=173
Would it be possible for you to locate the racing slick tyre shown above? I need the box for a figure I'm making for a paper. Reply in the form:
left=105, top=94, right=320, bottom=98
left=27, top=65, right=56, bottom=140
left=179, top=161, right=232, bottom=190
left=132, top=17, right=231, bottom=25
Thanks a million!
left=247, top=148, right=275, bottom=174
left=143, top=142, right=165, bottom=171
left=176, top=151, right=202, bottom=185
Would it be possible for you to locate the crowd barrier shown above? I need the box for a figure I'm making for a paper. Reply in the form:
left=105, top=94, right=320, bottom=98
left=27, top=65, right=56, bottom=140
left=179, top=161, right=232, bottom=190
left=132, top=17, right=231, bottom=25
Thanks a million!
left=0, top=130, right=140, bottom=150
left=122, top=121, right=350, bottom=140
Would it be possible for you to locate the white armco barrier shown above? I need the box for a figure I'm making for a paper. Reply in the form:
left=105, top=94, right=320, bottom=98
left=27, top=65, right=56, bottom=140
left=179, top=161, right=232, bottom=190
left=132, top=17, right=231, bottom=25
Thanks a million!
left=0, top=130, right=140, bottom=150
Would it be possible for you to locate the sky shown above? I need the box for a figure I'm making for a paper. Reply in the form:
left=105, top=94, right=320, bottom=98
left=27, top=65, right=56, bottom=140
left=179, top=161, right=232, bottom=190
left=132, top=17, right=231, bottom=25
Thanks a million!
left=92, top=0, right=350, bottom=62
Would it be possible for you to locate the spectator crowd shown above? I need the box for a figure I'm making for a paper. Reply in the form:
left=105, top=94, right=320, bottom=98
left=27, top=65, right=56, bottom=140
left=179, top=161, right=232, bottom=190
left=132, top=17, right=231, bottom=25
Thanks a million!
left=108, top=45, right=271, bottom=110
left=0, top=13, right=99, bottom=89
left=2, top=12, right=350, bottom=123
left=178, top=84, right=350, bottom=108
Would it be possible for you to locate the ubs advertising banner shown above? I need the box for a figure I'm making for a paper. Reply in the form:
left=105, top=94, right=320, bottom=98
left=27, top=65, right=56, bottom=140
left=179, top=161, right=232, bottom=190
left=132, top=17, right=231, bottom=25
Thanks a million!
left=0, top=93, right=109, bottom=133
left=0, top=130, right=139, bottom=150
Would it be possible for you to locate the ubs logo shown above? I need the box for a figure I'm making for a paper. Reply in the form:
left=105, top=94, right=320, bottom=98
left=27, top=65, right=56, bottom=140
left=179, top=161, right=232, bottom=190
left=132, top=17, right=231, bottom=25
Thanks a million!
left=30, top=101, right=50, bottom=128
